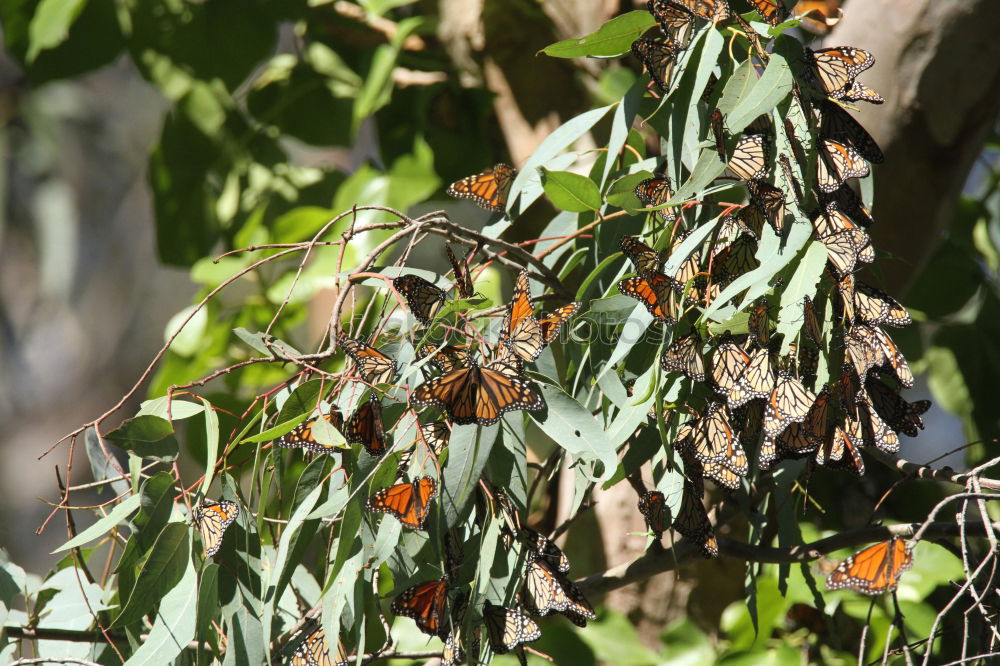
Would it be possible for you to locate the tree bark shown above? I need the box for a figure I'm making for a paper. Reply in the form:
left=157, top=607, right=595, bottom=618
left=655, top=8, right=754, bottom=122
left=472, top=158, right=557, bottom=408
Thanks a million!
left=826, top=0, right=1000, bottom=294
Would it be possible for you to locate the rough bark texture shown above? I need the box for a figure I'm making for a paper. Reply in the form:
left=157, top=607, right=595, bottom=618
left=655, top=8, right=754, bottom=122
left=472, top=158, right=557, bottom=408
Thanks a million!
left=828, top=0, right=1000, bottom=294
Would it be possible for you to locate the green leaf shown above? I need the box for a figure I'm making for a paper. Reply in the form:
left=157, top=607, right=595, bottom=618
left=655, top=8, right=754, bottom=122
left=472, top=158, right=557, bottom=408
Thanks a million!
left=195, top=563, right=219, bottom=655
left=542, top=11, right=655, bottom=58
left=123, top=545, right=197, bottom=666
left=54, top=494, right=141, bottom=553
left=531, top=385, right=617, bottom=482
left=111, top=522, right=190, bottom=628
left=725, top=52, right=793, bottom=133
left=539, top=168, right=602, bottom=212
left=84, top=427, right=130, bottom=497
left=605, top=172, right=649, bottom=211
left=198, top=398, right=220, bottom=495
left=233, top=328, right=303, bottom=358
left=26, top=0, right=86, bottom=62
left=137, top=397, right=204, bottom=421
left=442, top=424, right=499, bottom=526
left=105, top=415, right=180, bottom=462
left=353, top=16, right=424, bottom=127
left=774, top=241, right=828, bottom=354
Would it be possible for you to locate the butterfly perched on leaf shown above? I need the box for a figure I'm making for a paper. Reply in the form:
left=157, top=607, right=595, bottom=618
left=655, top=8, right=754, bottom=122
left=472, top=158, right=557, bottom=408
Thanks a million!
left=675, top=403, right=749, bottom=482
left=195, top=499, right=239, bottom=557
left=289, top=624, right=349, bottom=666
left=638, top=490, right=668, bottom=538
left=631, top=37, right=681, bottom=94
left=812, top=205, right=874, bottom=276
left=749, top=0, right=789, bottom=25
left=648, top=0, right=732, bottom=48
left=634, top=173, right=678, bottom=222
left=277, top=409, right=344, bottom=455
left=620, top=236, right=662, bottom=275
left=338, top=334, right=397, bottom=387
left=522, top=557, right=595, bottom=626
left=447, top=163, right=517, bottom=212
left=419, top=344, right=476, bottom=374
left=393, top=274, right=445, bottom=326
left=500, top=270, right=579, bottom=362
left=816, top=139, right=869, bottom=193
left=344, top=392, right=387, bottom=457
left=673, top=478, right=718, bottom=558
left=727, top=132, right=770, bottom=182
left=446, top=244, right=475, bottom=299
left=806, top=46, right=875, bottom=99
left=661, top=332, right=706, bottom=382
left=520, top=527, right=571, bottom=574
left=366, top=476, right=437, bottom=529
left=392, top=576, right=449, bottom=639
left=826, top=536, right=913, bottom=595
left=618, top=269, right=682, bottom=326
left=764, top=371, right=817, bottom=438
left=411, top=348, right=544, bottom=426
left=483, top=602, right=541, bottom=655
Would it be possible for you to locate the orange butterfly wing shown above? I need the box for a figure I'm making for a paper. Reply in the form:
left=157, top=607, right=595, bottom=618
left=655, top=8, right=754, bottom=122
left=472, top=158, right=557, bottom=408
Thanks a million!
left=366, top=476, right=437, bottom=529
left=827, top=537, right=913, bottom=595
left=618, top=271, right=679, bottom=325
left=345, top=393, right=387, bottom=457
left=447, top=163, right=516, bottom=212
left=391, top=577, right=449, bottom=638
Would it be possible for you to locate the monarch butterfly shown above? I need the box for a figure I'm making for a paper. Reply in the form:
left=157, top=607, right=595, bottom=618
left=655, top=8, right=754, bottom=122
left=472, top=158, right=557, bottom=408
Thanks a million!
left=289, top=624, right=349, bottom=666
left=661, top=333, right=706, bottom=382
left=668, top=230, right=704, bottom=296
left=523, top=558, right=595, bottom=626
left=446, top=244, right=475, bottom=299
left=803, top=296, right=823, bottom=344
left=673, top=479, right=718, bottom=558
left=393, top=274, right=446, bottom=326
left=747, top=298, right=771, bottom=346
left=839, top=79, right=885, bottom=104
left=345, top=393, right=387, bottom=457
left=763, top=371, right=817, bottom=438
left=646, top=0, right=694, bottom=47
left=750, top=0, right=788, bottom=25
left=858, top=390, right=899, bottom=453
left=727, top=132, right=770, bottom=182
left=761, top=387, right=829, bottom=469
left=746, top=180, right=785, bottom=234
left=807, top=46, right=875, bottom=98
left=711, top=336, right=752, bottom=397
left=411, top=356, right=544, bottom=426
left=871, top=326, right=914, bottom=388
left=817, top=139, right=870, bottom=193
left=521, top=527, right=571, bottom=574
left=826, top=537, right=913, bottom=595
left=392, top=576, right=449, bottom=639
left=711, top=233, right=759, bottom=286
left=677, top=403, right=749, bottom=478
left=618, top=270, right=682, bottom=325
left=539, top=302, right=580, bottom=345
left=813, top=206, right=874, bottom=276
left=707, top=107, right=727, bottom=157
left=366, top=476, right=437, bottom=529
left=865, top=376, right=930, bottom=437
left=817, top=418, right=866, bottom=476
left=634, top=174, right=678, bottom=222
left=620, top=236, right=662, bottom=275
left=656, top=0, right=732, bottom=24
left=500, top=270, right=543, bottom=362
left=853, top=282, right=911, bottom=328
left=726, top=348, right=774, bottom=410
left=447, top=163, right=517, bottom=212
left=277, top=409, right=344, bottom=454
left=822, top=183, right=874, bottom=228
left=195, top=499, right=239, bottom=557
left=843, top=324, right=881, bottom=379
left=419, top=344, right=476, bottom=374
left=338, top=334, right=397, bottom=387
left=818, top=102, right=884, bottom=164
left=399, top=420, right=450, bottom=473
left=631, top=36, right=681, bottom=94
left=638, top=490, right=668, bottom=538
left=483, top=602, right=541, bottom=655
left=489, top=339, right=525, bottom=378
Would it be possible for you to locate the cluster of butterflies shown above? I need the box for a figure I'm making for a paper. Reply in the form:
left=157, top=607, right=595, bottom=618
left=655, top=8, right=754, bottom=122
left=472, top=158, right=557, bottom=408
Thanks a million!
left=617, top=0, right=927, bottom=579
left=189, top=253, right=580, bottom=664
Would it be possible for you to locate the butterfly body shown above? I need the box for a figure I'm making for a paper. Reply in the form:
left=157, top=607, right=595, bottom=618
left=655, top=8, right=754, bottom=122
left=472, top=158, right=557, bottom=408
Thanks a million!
left=195, top=499, right=239, bottom=556
left=826, top=536, right=913, bottom=595
left=393, top=274, right=445, bottom=326
left=366, top=476, right=438, bottom=529
left=392, top=577, right=449, bottom=639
